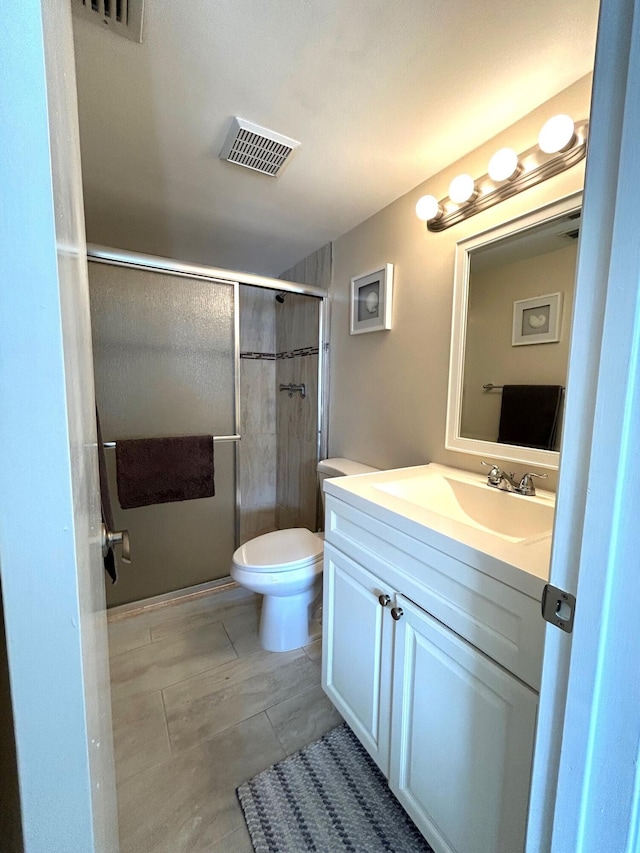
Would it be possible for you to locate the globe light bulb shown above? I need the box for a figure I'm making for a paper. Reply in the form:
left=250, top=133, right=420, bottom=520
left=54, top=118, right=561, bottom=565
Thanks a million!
left=415, top=195, right=442, bottom=222
left=538, top=114, right=575, bottom=154
left=448, top=174, right=476, bottom=204
left=488, top=148, right=519, bottom=182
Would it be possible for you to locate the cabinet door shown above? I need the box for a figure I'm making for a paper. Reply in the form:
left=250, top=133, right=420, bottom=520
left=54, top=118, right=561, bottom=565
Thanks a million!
left=322, top=543, right=393, bottom=774
left=390, top=596, right=538, bottom=853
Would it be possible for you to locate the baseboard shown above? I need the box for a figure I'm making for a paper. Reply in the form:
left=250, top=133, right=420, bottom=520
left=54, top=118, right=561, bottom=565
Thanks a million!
left=106, top=576, right=248, bottom=623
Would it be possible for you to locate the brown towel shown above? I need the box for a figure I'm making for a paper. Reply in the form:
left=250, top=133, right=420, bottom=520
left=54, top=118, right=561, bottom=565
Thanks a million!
left=498, top=385, right=563, bottom=450
left=115, top=435, right=215, bottom=509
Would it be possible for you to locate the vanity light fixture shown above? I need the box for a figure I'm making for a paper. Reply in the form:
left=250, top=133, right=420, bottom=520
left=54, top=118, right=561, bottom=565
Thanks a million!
left=415, top=194, right=442, bottom=222
left=416, top=115, right=588, bottom=232
left=487, top=147, right=520, bottom=182
left=448, top=173, right=477, bottom=204
left=538, top=114, right=575, bottom=153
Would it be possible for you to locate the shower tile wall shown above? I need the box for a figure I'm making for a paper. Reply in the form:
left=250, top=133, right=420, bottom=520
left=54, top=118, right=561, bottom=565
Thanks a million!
left=277, top=244, right=330, bottom=530
left=239, top=286, right=277, bottom=544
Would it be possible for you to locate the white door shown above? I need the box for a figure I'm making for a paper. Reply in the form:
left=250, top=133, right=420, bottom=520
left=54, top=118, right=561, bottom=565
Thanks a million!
left=390, top=596, right=538, bottom=853
left=529, top=0, right=640, bottom=849
left=322, top=543, right=394, bottom=773
left=0, top=2, right=118, bottom=850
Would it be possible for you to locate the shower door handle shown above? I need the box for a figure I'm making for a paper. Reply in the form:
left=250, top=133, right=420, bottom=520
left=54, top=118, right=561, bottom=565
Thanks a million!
left=101, top=523, right=131, bottom=564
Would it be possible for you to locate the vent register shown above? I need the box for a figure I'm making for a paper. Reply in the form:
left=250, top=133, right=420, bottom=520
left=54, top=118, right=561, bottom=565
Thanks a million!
left=219, top=118, right=301, bottom=177
left=71, top=0, right=144, bottom=43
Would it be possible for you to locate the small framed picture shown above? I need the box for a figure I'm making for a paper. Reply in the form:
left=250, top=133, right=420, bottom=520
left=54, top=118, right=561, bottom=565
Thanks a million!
left=349, top=264, right=394, bottom=335
left=512, top=292, right=562, bottom=346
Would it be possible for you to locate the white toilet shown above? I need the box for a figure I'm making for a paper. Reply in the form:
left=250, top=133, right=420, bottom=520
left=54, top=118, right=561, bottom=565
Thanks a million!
left=231, top=457, right=378, bottom=652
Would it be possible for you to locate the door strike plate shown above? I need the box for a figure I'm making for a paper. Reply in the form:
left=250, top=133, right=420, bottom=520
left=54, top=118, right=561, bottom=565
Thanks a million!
left=541, top=583, right=576, bottom=633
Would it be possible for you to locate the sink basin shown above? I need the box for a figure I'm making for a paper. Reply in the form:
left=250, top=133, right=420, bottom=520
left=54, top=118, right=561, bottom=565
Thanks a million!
left=374, top=472, right=554, bottom=543
left=323, top=462, right=556, bottom=583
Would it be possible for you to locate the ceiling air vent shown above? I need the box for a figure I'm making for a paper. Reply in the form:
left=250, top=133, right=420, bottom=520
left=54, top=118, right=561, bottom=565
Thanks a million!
left=219, top=118, right=301, bottom=177
left=71, top=0, right=144, bottom=44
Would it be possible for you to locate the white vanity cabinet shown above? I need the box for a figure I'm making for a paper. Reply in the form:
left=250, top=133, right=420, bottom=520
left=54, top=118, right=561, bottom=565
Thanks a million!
left=389, top=594, right=538, bottom=853
left=322, top=543, right=394, bottom=773
left=321, top=490, right=545, bottom=853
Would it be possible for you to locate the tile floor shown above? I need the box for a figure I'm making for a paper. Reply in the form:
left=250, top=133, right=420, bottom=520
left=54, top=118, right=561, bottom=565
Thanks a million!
left=108, top=585, right=342, bottom=852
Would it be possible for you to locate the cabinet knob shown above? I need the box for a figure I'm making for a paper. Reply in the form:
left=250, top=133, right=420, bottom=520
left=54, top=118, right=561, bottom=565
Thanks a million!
left=378, top=594, right=391, bottom=607
left=391, top=606, right=404, bottom=621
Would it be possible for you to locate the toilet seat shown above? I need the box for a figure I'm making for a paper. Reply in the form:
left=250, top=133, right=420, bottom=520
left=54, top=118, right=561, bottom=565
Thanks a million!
left=232, top=528, right=323, bottom=573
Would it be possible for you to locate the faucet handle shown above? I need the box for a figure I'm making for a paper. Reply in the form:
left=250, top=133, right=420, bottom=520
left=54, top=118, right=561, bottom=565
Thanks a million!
left=518, top=471, right=548, bottom=496
left=481, top=460, right=503, bottom=485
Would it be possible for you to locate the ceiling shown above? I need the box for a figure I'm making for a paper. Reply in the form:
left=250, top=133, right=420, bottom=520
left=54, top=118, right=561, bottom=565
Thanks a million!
left=473, top=210, right=581, bottom=274
left=71, top=0, right=600, bottom=278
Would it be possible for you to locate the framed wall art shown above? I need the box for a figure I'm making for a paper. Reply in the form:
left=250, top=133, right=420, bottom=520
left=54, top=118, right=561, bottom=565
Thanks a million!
left=349, top=264, right=394, bottom=334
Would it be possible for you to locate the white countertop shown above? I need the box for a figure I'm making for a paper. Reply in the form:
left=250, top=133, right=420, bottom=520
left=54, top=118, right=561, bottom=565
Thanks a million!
left=323, top=463, right=555, bottom=599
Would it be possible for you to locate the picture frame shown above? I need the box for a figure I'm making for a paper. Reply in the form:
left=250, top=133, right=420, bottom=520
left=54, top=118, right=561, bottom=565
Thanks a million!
left=512, top=291, right=562, bottom=346
left=349, top=263, right=394, bottom=334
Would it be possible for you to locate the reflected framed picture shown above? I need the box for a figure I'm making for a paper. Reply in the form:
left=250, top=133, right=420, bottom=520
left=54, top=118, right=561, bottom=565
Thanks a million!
left=349, top=263, right=394, bottom=335
left=512, top=291, right=562, bottom=346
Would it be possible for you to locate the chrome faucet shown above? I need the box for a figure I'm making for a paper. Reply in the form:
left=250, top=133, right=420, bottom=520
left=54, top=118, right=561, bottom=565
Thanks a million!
left=481, top=461, right=547, bottom=496
left=516, top=471, right=548, bottom=496
left=481, top=461, right=519, bottom=492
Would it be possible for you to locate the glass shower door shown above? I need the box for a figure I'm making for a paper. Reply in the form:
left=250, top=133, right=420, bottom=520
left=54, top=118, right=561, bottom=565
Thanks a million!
left=89, top=259, right=238, bottom=607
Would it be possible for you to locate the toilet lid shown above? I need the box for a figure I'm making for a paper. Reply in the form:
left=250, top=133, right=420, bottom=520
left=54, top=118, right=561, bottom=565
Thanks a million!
left=232, top=528, right=323, bottom=571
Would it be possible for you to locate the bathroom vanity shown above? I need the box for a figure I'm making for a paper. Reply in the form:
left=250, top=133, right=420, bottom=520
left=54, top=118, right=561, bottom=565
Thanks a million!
left=321, top=463, right=553, bottom=853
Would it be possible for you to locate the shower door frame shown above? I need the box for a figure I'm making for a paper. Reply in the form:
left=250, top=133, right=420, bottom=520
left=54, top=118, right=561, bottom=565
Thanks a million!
left=88, top=244, right=329, bottom=561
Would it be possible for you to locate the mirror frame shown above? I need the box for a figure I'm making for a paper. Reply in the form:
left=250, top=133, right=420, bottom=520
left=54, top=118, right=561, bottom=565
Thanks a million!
left=445, top=190, right=582, bottom=471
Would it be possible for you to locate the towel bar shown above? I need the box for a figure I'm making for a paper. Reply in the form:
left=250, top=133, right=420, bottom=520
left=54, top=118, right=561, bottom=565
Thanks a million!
left=103, top=434, right=241, bottom=448
left=482, top=383, right=565, bottom=392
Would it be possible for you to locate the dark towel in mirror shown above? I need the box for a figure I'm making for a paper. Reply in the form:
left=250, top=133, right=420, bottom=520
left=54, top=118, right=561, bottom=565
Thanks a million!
left=115, top=435, right=215, bottom=509
left=96, top=409, right=117, bottom=583
left=497, top=385, right=563, bottom=450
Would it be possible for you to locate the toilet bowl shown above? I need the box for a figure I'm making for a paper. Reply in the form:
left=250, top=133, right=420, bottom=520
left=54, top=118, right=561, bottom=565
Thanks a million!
left=231, top=528, right=324, bottom=652
left=231, top=457, right=378, bottom=652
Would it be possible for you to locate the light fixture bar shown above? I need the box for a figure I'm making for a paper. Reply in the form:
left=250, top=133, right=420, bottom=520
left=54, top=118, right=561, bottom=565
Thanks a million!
left=424, top=119, right=588, bottom=232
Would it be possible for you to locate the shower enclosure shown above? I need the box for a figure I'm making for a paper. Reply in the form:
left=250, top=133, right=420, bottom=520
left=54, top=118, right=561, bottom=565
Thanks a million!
left=88, top=249, right=326, bottom=607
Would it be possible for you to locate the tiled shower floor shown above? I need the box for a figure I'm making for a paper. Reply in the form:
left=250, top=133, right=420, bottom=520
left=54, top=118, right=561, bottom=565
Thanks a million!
left=108, top=585, right=341, bottom=852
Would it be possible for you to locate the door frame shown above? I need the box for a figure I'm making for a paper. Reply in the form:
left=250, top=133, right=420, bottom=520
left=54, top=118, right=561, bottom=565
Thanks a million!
left=0, top=2, right=118, bottom=849
left=528, top=0, right=640, bottom=848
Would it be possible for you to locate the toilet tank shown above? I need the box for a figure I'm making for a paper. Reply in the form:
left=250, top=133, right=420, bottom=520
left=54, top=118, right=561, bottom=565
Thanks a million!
left=317, top=457, right=379, bottom=518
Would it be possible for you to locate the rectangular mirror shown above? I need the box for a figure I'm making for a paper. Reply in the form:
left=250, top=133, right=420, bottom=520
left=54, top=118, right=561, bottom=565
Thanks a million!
left=446, top=191, right=582, bottom=470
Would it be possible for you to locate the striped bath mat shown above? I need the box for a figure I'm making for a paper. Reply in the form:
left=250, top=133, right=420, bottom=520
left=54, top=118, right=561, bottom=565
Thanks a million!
left=237, top=723, right=433, bottom=852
